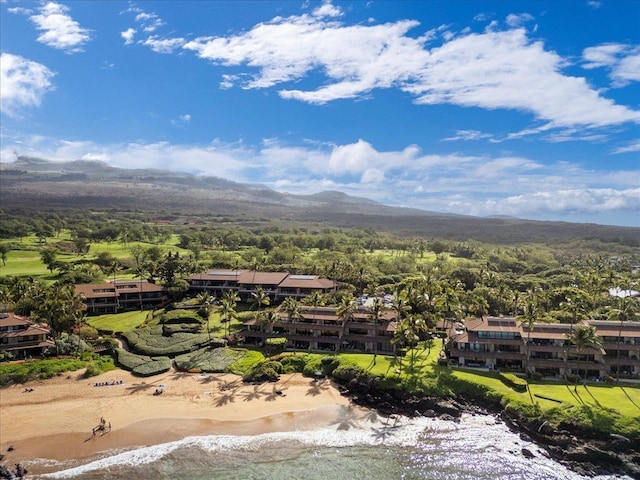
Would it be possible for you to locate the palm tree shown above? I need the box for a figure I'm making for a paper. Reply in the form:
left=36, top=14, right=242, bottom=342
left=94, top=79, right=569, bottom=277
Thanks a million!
left=219, top=293, right=239, bottom=338
left=336, top=293, right=356, bottom=350
left=567, top=324, right=603, bottom=392
left=608, top=295, right=639, bottom=382
left=559, top=289, right=590, bottom=381
left=281, top=296, right=302, bottom=323
left=258, top=308, right=280, bottom=355
left=251, top=287, right=270, bottom=316
left=517, top=289, right=542, bottom=376
left=196, top=292, right=216, bottom=344
left=404, top=314, right=427, bottom=370
left=368, top=297, right=387, bottom=363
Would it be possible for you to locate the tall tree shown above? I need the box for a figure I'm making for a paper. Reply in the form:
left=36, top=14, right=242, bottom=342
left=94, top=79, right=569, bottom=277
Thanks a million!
left=251, top=287, right=270, bottom=316
left=336, top=293, right=356, bottom=350
left=608, top=295, right=640, bottom=382
left=220, top=289, right=240, bottom=338
left=368, top=297, right=387, bottom=363
left=517, top=289, right=542, bottom=376
left=197, top=292, right=217, bottom=344
left=567, top=324, right=603, bottom=392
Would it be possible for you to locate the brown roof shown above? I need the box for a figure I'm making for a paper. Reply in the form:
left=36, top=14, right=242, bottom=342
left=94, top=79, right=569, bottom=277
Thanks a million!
left=279, top=275, right=337, bottom=289
left=237, top=271, right=289, bottom=286
left=0, top=313, right=32, bottom=327
left=187, top=269, right=246, bottom=281
left=75, top=281, right=163, bottom=299
left=465, top=316, right=520, bottom=332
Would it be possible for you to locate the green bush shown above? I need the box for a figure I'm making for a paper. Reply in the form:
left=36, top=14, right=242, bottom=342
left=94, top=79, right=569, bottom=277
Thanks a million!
left=0, top=358, right=88, bottom=386
left=122, top=328, right=218, bottom=356
left=84, top=356, right=116, bottom=377
left=499, top=372, right=528, bottom=392
left=332, top=363, right=366, bottom=383
left=227, top=349, right=265, bottom=376
left=158, top=309, right=203, bottom=325
left=132, top=358, right=171, bottom=376
left=244, top=360, right=283, bottom=383
left=279, top=354, right=308, bottom=373
left=114, top=348, right=171, bottom=376
left=174, top=347, right=245, bottom=373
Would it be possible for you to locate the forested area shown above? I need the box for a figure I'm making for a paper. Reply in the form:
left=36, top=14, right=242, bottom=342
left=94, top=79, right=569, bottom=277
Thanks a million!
left=1, top=208, right=638, bottom=337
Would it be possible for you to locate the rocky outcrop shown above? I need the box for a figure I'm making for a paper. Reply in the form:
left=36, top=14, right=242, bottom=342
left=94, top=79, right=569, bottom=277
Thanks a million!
left=337, top=376, right=640, bottom=479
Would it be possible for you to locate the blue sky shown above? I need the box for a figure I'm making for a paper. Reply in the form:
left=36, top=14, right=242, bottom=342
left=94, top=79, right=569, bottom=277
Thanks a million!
left=1, top=1, right=639, bottom=226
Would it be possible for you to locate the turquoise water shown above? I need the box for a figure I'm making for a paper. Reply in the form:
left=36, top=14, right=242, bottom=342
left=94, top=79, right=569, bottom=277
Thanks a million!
left=34, top=414, right=629, bottom=480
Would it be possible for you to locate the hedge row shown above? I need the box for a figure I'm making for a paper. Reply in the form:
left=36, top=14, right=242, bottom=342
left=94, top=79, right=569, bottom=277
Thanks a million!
left=115, top=348, right=171, bottom=376
left=499, top=372, right=528, bottom=392
left=158, top=309, right=203, bottom=325
left=174, top=347, right=245, bottom=373
left=122, top=328, right=217, bottom=356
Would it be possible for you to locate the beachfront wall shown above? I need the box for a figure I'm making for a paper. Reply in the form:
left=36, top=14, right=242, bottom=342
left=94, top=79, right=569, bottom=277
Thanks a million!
left=448, top=316, right=640, bottom=380
left=0, top=313, right=54, bottom=359
left=241, top=306, right=397, bottom=354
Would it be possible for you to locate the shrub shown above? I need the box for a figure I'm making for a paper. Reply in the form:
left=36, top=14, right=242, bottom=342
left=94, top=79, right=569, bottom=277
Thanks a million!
left=332, top=363, right=366, bottom=383
left=53, top=333, right=89, bottom=356
left=499, top=372, right=528, bottom=392
left=174, top=347, right=245, bottom=373
left=279, top=354, right=308, bottom=374
left=132, top=358, right=171, bottom=376
left=243, top=360, right=283, bottom=383
left=158, top=309, right=203, bottom=325
left=122, top=328, right=218, bottom=356
left=114, top=348, right=171, bottom=376
left=228, top=349, right=265, bottom=376
left=0, top=358, right=87, bottom=386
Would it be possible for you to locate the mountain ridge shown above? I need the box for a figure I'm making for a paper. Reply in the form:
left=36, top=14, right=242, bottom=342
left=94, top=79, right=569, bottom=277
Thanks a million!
left=1, top=156, right=638, bottom=245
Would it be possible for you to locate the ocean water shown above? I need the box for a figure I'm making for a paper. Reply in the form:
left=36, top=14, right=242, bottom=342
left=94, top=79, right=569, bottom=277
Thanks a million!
left=33, top=413, right=630, bottom=480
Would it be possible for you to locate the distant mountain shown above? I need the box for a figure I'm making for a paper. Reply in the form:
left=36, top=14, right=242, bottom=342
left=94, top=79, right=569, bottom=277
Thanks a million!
left=1, top=156, right=638, bottom=245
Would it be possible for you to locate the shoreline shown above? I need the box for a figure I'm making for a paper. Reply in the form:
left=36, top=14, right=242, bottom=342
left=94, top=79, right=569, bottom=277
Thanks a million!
left=0, top=369, right=363, bottom=476
left=336, top=375, right=640, bottom=479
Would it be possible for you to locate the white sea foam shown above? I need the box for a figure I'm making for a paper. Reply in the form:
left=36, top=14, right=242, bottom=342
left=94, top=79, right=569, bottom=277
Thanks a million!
left=40, top=414, right=629, bottom=480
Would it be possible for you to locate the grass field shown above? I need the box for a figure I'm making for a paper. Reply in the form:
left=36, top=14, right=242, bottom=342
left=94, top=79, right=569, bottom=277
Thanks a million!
left=86, top=310, right=150, bottom=332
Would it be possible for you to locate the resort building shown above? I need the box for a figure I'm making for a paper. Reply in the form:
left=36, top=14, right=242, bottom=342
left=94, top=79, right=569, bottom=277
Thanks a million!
left=447, top=316, right=640, bottom=380
left=241, top=305, right=397, bottom=353
left=187, top=269, right=338, bottom=301
left=0, top=313, right=54, bottom=358
left=75, top=280, right=167, bottom=315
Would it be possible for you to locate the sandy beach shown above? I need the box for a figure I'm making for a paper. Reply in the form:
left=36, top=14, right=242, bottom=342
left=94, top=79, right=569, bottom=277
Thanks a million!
left=0, top=368, right=367, bottom=476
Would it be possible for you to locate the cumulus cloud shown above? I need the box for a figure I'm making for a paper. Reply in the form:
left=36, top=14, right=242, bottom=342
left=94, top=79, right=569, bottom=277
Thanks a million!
left=177, top=7, right=640, bottom=131
left=121, top=28, right=136, bottom=45
left=0, top=53, right=56, bottom=117
left=23, top=2, right=92, bottom=53
left=582, top=43, right=640, bottom=86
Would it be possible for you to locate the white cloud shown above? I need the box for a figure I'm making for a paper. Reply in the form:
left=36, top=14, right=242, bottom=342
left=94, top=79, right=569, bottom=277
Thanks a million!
left=582, top=43, right=640, bottom=86
left=121, top=28, right=136, bottom=45
left=26, top=2, right=92, bottom=53
left=0, top=53, right=56, bottom=117
left=181, top=10, right=639, bottom=130
left=612, top=140, right=640, bottom=154
left=505, top=13, right=534, bottom=28
left=142, top=36, right=185, bottom=54
left=442, top=130, right=494, bottom=142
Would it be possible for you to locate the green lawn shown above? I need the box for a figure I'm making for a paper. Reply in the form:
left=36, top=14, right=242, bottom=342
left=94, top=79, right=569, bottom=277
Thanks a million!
left=86, top=310, right=150, bottom=332
left=451, top=369, right=640, bottom=419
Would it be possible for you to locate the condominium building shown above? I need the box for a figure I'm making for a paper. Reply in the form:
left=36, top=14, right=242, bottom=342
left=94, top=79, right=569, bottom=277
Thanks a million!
left=448, top=316, right=640, bottom=380
left=0, top=313, right=54, bottom=359
left=241, top=305, right=397, bottom=353
left=187, top=269, right=338, bottom=301
left=75, top=280, right=167, bottom=315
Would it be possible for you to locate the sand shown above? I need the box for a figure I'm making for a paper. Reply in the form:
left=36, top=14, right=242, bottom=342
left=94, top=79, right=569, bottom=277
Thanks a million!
left=0, top=368, right=367, bottom=475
